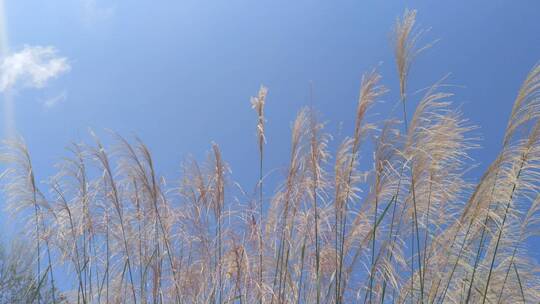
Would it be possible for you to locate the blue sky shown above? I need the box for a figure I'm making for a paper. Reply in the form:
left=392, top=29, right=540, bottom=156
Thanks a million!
left=0, top=0, right=539, bottom=250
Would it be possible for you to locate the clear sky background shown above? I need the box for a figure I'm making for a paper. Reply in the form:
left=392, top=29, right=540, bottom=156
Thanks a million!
left=0, top=0, right=539, bottom=271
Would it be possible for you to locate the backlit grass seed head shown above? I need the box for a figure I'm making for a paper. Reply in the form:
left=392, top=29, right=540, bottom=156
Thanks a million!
left=251, top=85, right=268, bottom=151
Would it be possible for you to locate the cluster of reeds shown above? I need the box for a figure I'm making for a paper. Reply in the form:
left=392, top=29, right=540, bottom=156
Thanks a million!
left=2, top=9, right=540, bottom=304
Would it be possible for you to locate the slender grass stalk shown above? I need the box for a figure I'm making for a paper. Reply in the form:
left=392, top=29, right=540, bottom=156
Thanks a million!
left=335, top=70, right=386, bottom=303
left=295, top=235, right=307, bottom=304
left=367, top=123, right=398, bottom=303
left=420, top=174, right=433, bottom=294
left=479, top=80, right=540, bottom=304
left=513, top=262, right=526, bottom=304
left=212, top=143, right=225, bottom=304
left=270, top=109, right=306, bottom=304
left=34, top=202, right=41, bottom=304
left=308, top=103, right=326, bottom=304
left=92, top=136, right=138, bottom=304
left=496, top=196, right=540, bottom=303
left=466, top=108, right=540, bottom=303
left=480, top=177, right=521, bottom=304
left=45, top=238, right=56, bottom=304
left=368, top=194, right=378, bottom=304
left=251, top=86, right=268, bottom=303
left=27, top=265, right=51, bottom=304
left=105, top=210, right=110, bottom=304
left=52, top=182, right=87, bottom=303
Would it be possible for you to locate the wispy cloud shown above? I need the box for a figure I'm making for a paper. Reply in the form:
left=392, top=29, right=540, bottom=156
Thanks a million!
left=81, top=0, right=115, bottom=27
left=42, top=90, right=67, bottom=109
left=0, top=45, right=71, bottom=92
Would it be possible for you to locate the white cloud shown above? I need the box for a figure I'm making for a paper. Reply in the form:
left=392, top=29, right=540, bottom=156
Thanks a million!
left=42, top=90, right=67, bottom=108
left=0, top=45, right=71, bottom=92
